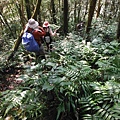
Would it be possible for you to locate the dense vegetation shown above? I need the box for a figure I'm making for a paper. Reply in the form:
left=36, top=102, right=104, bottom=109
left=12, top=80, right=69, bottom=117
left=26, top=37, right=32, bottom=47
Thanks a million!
left=0, top=0, right=120, bottom=120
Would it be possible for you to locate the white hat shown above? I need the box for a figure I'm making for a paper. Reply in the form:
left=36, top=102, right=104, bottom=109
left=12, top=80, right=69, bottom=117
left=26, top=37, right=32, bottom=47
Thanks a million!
left=43, top=21, right=50, bottom=27
left=28, top=18, right=39, bottom=29
left=24, top=18, right=39, bottom=33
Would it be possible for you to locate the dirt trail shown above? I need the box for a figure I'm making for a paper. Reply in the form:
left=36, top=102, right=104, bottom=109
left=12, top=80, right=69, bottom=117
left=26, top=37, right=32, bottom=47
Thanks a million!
left=0, top=65, right=24, bottom=91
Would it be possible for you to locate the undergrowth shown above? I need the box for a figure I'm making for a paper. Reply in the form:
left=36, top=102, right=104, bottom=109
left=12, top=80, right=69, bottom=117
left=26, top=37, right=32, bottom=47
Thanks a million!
left=0, top=20, right=120, bottom=120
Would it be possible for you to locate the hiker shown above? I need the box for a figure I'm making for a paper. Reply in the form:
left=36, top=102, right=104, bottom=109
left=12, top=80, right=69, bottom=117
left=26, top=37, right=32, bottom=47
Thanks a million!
left=24, top=18, right=46, bottom=60
left=42, top=21, right=58, bottom=52
left=76, top=21, right=85, bottom=32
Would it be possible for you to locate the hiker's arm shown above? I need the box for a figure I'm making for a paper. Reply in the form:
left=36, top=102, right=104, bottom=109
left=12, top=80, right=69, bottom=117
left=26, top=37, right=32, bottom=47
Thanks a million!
left=49, top=28, right=57, bottom=36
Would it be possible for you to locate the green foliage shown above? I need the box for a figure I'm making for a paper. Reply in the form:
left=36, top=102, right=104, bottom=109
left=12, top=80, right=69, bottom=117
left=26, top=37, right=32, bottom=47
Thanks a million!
left=0, top=89, right=44, bottom=119
left=80, top=80, right=120, bottom=120
left=1, top=30, right=120, bottom=120
left=1, top=31, right=120, bottom=119
left=0, top=2, right=120, bottom=118
left=0, top=0, right=119, bottom=119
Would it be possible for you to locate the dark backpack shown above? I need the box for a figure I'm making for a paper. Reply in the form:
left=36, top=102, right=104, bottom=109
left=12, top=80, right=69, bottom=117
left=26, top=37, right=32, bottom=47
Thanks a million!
left=22, top=32, right=40, bottom=52
left=44, top=29, right=52, bottom=44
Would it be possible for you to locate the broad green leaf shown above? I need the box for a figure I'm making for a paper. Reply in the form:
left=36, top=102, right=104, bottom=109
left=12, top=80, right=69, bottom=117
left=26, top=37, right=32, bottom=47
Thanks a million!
left=56, top=102, right=65, bottom=120
left=42, top=82, right=54, bottom=91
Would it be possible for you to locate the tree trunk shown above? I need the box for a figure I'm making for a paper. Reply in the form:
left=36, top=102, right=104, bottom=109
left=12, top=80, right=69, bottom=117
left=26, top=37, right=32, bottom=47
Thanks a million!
left=96, top=0, right=102, bottom=18
left=86, top=0, right=97, bottom=33
left=0, top=12, right=15, bottom=39
left=103, top=0, right=108, bottom=18
left=117, top=13, right=120, bottom=42
left=51, top=0, right=57, bottom=24
left=77, top=0, right=81, bottom=23
left=7, top=0, right=42, bottom=61
left=74, top=0, right=77, bottom=30
left=63, top=0, right=68, bottom=35
left=83, top=0, right=88, bottom=20
left=32, top=0, right=42, bottom=20
left=16, top=2, right=26, bottom=28
left=25, top=0, right=31, bottom=19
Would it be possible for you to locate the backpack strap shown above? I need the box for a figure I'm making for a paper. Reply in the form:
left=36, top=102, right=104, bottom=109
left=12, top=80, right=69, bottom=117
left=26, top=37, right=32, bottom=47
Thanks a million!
left=27, top=28, right=34, bottom=34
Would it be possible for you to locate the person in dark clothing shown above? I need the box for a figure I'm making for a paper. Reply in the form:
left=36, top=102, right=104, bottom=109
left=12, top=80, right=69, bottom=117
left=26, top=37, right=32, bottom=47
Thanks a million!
left=24, top=18, right=46, bottom=60
left=42, top=21, right=58, bottom=52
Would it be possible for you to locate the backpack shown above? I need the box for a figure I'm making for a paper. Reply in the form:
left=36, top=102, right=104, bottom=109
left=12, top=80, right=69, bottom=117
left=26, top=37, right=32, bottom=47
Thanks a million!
left=22, top=32, right=40, bottom=52
left=44, top=30, right=52, bottom=44
left=44, top=36, right=51, bottom=43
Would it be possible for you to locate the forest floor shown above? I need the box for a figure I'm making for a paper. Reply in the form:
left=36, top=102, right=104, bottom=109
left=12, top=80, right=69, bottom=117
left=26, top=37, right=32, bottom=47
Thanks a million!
left=0, top=64, right=24, bottom=91
left=0, top=45, right=48, bottom=91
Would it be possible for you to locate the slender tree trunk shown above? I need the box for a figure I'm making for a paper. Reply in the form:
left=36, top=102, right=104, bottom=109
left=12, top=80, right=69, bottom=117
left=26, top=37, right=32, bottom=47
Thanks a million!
left=16, top=2, right=26, bottom=28
left=96, top=0, right=102, bottom=18
left=114, top=0, right=119, bottom=18
left=109, top=0, right=115, bottom=19
left=7, top=30, right=24, bottom=61
left=86, top=0, right=97, bottom=33
left=83, top=0, right=88, bottom=20
left=117, top=12, right=120, bottom=42
left=37, top=0, right=42, bottom=24
left=32, top=0, right=42, bottom=20
left=63, top=0, right=68, bottom=35
left=51, top=0, right=57, bottom=23
left=0, top=12, right=15, bottom=39
left=103, top=0, right=108, bottom=18
left=117, top=21, right=120, bottom=40
left=25, top=0, right=31, bottom=19
left=74, top=0, right=77, bottom=30
left=77, top=0, right=81, bottom=22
